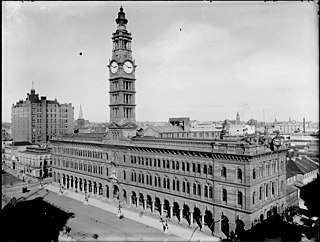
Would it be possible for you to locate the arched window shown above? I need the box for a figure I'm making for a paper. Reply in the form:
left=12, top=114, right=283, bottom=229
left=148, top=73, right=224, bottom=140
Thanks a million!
left=154, top=159, right=157, bottom=167
left=167, top=178, right=170, bottom=189
left=266, top=184, right=269, bottom=197
left=253, top=169, right=256, bottom=179
left=163, top=178, right=166, bottom=188
left=187, top=163, right=190, bottom=172
left=158, top=177, right=161, bottom=187
left=209, top=165, right=213, bottom=175
left=182, top=181, right=185, bottom=192
left=253, top=192, right=256, bottom=205
left=131, top=172, right=134, bottom=181
left=272, top=182, right=275, bottom=196
left=222, top=188, right=227, bottom=202
left=187, top=182, right=190, bottom=193
left=209, top=186, right=213, bottom=198
left=123, top=155, right=126, bottom=162
left=141, top=174, right=144, bottom=184
left=237, top=168, right=243, bottom=181
left=203, top=165, right=207, bottom=174
left=193, top=183, right=197, bottom=195
left=123, top=170, right=126, bottom=180
left=197, top=164, right=201, bottom=173
left=267, top=163, right=270, bottom=176
left=163, top=160, right=166, bottom=168
left=176, top=161, right=179, bottom=171
left=238, top=191, right=243, bottom=206
left=149, top=175, right=152, bottom=186
left=182, top=162, right=185, bottom=171
left=138, top=173, right=141, bottom=183
left=172, top=161, right=175, bottom=169
left=204, top=185, right=208, bottom=197
left=154, top=176, right=157, bottom=186
left=193, top=163, right=196, bottom=172
left=173, top=179, right=176, bottom=190
left=146, top=174, right=149, bottom=184
left=221, top=167, right=227, bottom=177
left=259, top=186, right=263, bottom=200
left=166, top=160, right=170, bottom=169
left=197, top=183, right=201, bottom=196
left=176, top=180, right=179, bottom=191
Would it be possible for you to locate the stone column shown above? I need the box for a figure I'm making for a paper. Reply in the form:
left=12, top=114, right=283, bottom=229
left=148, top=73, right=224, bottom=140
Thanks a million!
left=169, top=205, right=173, bottom=220
left=160, top=203, right=164, bottom=216
left=179, top=208, right=183, bottom=224
left=129, top=196, right=132, bottom=206
left=151, top=201, right=155, bottom=213
left=201, top=214, right=205, bottom=229
left=190, top=212, right=193, bottom=226
left=144, top=199, right=147, bottom=210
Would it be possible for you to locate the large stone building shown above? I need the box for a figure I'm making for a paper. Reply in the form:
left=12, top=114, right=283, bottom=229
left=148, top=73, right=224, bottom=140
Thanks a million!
left=11, top=88, right=74, bottom=144
left=51, top=7, right=288, bottom=238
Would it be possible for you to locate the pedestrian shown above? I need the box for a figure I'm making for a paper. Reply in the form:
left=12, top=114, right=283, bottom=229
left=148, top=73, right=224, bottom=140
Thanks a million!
left=163, top=224, right=166, bottom=233
left=165, top=221, right=168, bottom=231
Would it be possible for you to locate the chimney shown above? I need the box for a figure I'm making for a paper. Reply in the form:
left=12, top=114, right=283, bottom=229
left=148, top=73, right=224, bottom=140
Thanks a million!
left=303, top=117, right=305, bottom=133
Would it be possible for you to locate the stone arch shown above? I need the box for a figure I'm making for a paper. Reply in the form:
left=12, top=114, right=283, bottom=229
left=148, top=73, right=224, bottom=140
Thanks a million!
left=93, top=181, right=97, bottom=195
left=98, top=183, right=103, bottom=196
left=193, top=206, right=201, bottom=227
left=113, top=184, right=119, bottom=199
left=139, top=193, right=144, bottom=208
left=173, top=201, right=180, bottom=221
left=204, top=210, right=214, bottom=233
left=147, top=195, right=152, bottom=212
left=221, top=214, right=229, bottom=238
left=235, top=218, right=245, bottom=239
left=163, top=199, right=170, bottom=218
left=154, top=197, right=161, bottom=215
left=74, top=177, right=78, bottom=190
left=66, top=175, right=70, bottom=189
left=105, top=184, right=110, bottom=198
left=131, top=191, right=137, bottom=206
left=183, top=203, right=191, bottom=225
left=79, top=178, right=82, bottom=191
left=122, top=189, right=127, bottom=202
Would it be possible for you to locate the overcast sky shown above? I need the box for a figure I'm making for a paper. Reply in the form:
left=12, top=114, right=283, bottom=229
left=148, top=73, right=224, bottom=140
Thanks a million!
left=2, top=1, right=319, bottom=123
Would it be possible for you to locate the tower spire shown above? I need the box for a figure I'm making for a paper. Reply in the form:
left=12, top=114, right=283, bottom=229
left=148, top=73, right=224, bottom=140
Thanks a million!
left=79, top=104, right=84, bottom=119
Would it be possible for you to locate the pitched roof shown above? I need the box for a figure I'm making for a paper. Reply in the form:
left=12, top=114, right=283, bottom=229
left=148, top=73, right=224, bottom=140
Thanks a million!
left=294, top=157, right=319, bottom=174
left=286, top=159, right=303, bottom=178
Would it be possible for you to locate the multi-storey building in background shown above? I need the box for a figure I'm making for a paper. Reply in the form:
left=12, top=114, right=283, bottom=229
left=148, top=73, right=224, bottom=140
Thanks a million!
left=50, top=7, right=288, bottom=238
left=11, top=88, right=74, bottom=144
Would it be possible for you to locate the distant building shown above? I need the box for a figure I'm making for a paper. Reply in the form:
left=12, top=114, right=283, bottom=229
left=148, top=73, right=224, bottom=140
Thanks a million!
left=2, top=122, right=12, bottom=140
left=141, top=117, right=221, bottom=139
left=11, top=88, right=74, bottom=144
left=17, top=146, right=52, bottom=179
left=273, top=117, right=312, bottom=134
left=2, top=141, right=33, bottom=169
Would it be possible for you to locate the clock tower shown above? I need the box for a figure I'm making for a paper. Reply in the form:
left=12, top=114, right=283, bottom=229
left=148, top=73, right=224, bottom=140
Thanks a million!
left=106, top=6, right=138, bottom=140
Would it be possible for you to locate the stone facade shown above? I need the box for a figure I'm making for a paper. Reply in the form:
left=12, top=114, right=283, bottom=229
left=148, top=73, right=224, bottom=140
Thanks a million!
left=50, top=6, right=288, bottom=238
left=11, top=89, right=74, bottom=144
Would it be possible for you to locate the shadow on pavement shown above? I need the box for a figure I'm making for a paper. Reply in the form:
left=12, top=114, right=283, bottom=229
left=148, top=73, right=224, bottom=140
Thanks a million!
left=1, top=196, right=75, bottom=242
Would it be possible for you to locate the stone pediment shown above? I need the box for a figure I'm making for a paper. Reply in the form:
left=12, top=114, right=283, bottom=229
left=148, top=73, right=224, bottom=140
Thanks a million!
left=108, top=122, right=122, bottom=129
left=121, top=122, right=138, bottom=129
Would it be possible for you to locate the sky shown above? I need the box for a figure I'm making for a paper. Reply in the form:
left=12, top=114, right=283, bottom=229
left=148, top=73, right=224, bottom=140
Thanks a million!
left=2, top=1, right=319, bottom=123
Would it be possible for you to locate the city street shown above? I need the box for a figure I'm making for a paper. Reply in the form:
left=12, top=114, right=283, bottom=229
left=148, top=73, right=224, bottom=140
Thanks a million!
left=2, top=172, right=182, bottom=241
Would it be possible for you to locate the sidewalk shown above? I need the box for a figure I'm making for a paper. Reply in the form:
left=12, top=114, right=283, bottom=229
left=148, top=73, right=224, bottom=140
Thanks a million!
left=45, top=184, right=221, bottom=242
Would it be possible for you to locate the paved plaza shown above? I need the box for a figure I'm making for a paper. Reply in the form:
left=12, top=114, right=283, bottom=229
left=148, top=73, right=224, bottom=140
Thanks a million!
left=2, top=167, right=220, bottom=241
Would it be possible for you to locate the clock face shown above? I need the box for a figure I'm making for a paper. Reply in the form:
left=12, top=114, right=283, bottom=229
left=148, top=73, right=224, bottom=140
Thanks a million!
left=123, top=61, right=133, bottom=74
left=110, top=61, right=118, bottom=74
